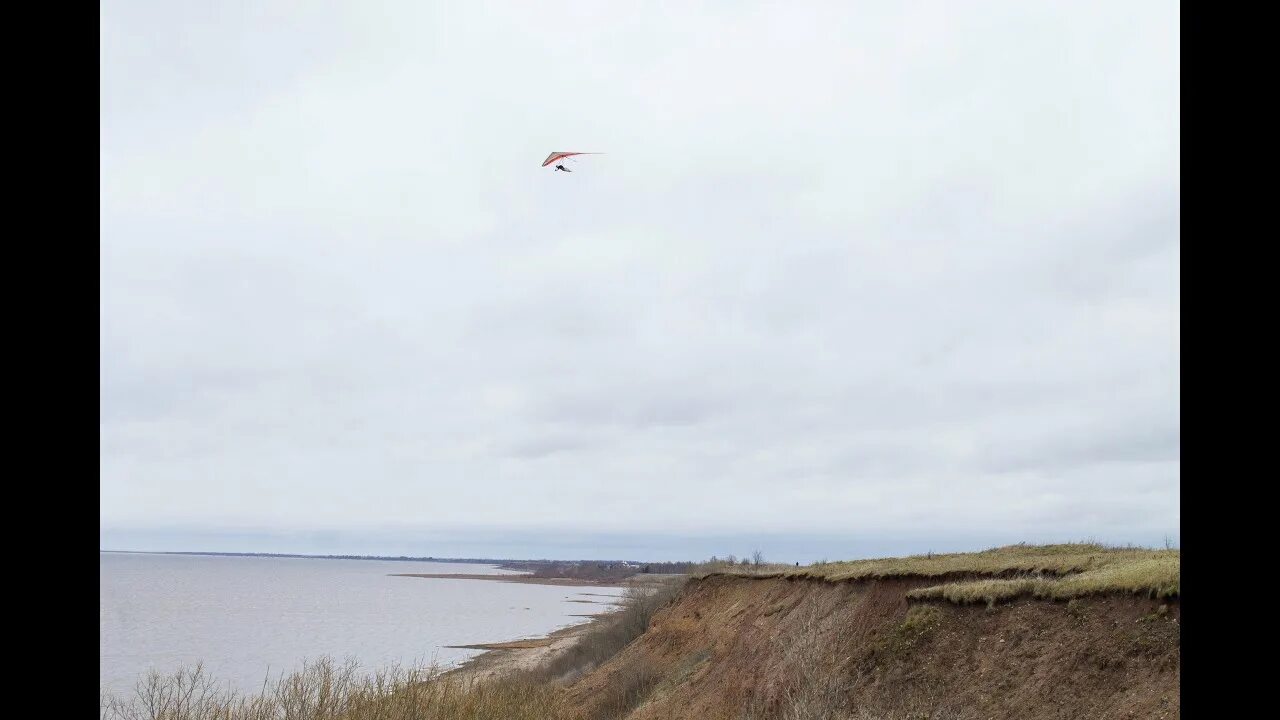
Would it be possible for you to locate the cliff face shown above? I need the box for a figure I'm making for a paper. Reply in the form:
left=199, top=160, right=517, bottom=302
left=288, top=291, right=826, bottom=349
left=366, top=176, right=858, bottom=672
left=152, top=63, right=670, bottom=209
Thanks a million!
left=564, top=575, right=1179, bottom=719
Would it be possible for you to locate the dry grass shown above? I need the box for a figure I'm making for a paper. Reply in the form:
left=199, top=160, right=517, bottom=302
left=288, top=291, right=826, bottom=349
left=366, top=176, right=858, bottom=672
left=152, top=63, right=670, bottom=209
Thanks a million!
left=907, top=553, right=1180, bottom=606
left=690, top=561, right=807, bottom=577
left=707, top=543, right=1179, bottom=605
left=590, top=660, right=664, bottom=720
left=100, top=657, right=565, bottom=720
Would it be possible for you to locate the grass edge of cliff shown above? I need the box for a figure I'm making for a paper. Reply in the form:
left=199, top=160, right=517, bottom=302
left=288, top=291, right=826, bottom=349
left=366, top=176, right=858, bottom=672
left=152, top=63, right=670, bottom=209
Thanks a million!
left=702, top=542, right=1179, bottom=606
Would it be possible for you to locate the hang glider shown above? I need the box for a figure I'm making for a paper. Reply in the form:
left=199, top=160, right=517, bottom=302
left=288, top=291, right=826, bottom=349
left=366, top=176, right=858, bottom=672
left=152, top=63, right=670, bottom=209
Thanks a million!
left=542, top=151, right=602, bottom=172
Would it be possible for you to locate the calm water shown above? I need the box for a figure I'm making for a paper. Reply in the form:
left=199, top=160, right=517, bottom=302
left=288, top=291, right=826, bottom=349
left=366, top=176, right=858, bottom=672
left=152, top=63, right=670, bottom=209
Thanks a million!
left=100, top=552, right=625, bottom=696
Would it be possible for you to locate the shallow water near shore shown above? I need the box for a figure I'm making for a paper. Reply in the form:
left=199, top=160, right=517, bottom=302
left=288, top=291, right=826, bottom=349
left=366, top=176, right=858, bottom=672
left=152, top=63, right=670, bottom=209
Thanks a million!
left=100, top=552, right=625, bottom=697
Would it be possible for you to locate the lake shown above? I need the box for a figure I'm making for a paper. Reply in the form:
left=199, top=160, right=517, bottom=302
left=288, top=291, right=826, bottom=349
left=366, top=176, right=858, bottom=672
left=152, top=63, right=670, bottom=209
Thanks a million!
left=99, top=552, right=625, bottom=697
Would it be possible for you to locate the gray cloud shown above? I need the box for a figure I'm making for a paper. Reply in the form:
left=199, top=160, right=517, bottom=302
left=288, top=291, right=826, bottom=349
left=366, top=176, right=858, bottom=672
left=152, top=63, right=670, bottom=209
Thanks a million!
left=101, top=0, right=1179, bottom=557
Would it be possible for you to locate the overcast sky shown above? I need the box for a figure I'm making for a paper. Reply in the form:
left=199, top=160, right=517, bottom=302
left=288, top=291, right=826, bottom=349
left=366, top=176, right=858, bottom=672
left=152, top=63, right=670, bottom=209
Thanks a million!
left=100, top=1, right=1179, bottom=562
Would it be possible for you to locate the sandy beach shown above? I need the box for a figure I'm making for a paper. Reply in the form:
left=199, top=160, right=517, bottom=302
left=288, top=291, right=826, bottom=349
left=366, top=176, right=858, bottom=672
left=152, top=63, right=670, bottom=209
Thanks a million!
left=389, top=573, right=621, bottom=587
left=434, top=574, right=679, bottom=683
left=441, top=617, right=611, bottom=683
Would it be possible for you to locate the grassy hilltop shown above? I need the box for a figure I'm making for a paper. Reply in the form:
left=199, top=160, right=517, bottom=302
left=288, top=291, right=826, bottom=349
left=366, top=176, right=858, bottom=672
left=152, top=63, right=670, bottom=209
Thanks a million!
left=708, top=542, right=1180, bottom=605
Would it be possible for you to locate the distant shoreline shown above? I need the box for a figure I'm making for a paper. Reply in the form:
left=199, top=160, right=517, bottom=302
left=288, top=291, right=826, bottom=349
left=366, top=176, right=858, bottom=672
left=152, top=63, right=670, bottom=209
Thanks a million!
left=391, top=573, right=611, bottom=588
left=103, top=549, right=683, bottom=587
left=99, top=549, right=644, bottom=565
left=441, top=614, right=613, bottom=682
left=101, top=549, right=542, bottom=564
left=440, top=588, right=641, bottom=683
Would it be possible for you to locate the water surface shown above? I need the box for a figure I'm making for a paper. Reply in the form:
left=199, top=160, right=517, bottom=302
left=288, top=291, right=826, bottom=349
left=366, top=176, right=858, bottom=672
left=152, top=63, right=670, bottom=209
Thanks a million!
left=100, top=552, right=624, bottom=696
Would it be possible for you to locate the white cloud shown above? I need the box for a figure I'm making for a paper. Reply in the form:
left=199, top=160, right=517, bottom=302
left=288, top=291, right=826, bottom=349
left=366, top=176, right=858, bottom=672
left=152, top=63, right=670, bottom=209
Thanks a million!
left=101, top=0, right=1179, bottom=555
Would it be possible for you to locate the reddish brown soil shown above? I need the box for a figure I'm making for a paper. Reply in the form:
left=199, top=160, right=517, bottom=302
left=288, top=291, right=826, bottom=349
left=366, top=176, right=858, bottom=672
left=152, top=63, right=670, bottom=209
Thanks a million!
left=563, top=575, right=1179, bottom=719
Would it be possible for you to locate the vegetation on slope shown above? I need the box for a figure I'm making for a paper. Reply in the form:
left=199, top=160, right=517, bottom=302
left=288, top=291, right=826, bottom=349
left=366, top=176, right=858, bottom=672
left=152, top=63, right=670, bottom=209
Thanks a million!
left=907, top=553, right=1179, bottom=606
left=709, top=543, right=1179, bottom=603
left=100, top=658, right=565, bottom=720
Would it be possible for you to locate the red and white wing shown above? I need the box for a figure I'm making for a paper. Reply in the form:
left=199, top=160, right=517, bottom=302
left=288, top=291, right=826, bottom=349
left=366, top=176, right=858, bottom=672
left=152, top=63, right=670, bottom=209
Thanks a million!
left=541, top=151, right=600, bottom=167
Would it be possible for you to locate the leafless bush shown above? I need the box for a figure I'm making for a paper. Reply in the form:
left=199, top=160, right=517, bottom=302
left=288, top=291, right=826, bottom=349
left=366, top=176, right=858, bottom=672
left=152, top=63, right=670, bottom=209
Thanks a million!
left=100, top=656, right=564, bottom=720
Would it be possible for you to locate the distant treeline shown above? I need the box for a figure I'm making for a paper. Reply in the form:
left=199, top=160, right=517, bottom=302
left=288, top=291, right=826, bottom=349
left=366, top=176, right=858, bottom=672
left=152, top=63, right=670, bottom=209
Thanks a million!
left=499, top=560, right=703, bottom=582
left=501, top=553, right=770, bottom=582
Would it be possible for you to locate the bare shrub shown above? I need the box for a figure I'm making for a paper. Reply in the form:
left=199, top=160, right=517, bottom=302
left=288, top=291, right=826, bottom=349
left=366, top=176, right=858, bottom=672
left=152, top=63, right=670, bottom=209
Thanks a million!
left=100, top=656, right=564, bottom=720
